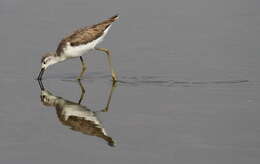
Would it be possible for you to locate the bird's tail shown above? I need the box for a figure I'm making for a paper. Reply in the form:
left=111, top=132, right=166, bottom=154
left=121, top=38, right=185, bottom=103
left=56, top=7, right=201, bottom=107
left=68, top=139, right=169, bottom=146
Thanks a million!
left=109, top=14, right=119, bottom=22
left=93, top=14, right=119, bottom=29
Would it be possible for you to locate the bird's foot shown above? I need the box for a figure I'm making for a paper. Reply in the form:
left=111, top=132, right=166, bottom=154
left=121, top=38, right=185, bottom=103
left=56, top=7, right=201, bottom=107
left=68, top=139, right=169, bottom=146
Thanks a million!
left=112, top=79, right=118, bottom=88
left=101, top=107, right=109, bottom=112
left=112, top=74, right=118, bottom=83
left=76, top=76, right=83, bottom=80
left=112, top=78, right=118, bottom=84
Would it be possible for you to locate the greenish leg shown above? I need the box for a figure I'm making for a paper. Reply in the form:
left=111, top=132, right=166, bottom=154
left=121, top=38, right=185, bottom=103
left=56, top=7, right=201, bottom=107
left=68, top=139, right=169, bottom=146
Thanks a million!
left=95, top=47, right=118, bottom=82
left=77, top=56, right=87, bottom=80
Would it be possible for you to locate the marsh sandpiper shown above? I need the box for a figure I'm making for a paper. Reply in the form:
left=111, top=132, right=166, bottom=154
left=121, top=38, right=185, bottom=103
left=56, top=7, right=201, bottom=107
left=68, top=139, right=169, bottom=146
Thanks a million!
left=37, top=14, right=119, bottom=81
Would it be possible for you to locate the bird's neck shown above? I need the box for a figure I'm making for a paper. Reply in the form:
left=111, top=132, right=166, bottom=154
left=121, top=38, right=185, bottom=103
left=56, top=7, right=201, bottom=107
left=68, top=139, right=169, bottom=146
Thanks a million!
left=55, top=56, right=66, bottom=63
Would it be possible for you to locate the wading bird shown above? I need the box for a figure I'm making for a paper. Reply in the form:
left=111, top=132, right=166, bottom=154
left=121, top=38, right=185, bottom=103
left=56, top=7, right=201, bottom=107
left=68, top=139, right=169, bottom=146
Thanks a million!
left=37, top=15, right=119, bottom=81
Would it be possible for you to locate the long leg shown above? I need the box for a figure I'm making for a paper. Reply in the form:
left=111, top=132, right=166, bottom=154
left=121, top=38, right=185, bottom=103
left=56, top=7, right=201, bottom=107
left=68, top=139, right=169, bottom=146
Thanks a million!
left=77, top=79, right=86, bottom=104
left=95, top=47, right=117, bottom=82
left=101, top=82, right=117, bottom=112
left=77, top=56, right=87, bottom=80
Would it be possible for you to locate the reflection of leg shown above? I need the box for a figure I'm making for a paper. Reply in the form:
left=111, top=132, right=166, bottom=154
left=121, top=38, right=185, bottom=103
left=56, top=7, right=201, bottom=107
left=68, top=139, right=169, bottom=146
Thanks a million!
left=95, top=47, right=117, bottom=82
left=77, top=56, right=87, bottom=80
left=38, top=79, right=45, bottom=91
left=101, top=82, right=117, bottom=112
left=77, top=79, right=86, bottom=104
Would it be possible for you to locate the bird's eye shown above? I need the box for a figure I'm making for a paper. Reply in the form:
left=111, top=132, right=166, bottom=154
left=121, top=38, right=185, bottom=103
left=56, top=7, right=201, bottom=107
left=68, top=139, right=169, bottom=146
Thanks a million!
left=43, top=61, right=46, bottom=64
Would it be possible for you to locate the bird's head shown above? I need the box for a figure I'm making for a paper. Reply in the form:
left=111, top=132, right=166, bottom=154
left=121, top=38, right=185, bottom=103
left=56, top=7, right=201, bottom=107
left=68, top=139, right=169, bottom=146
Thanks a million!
left=40, top=90, right=57, bottom=107
left=41, top=52, right=59, bottom=69
left=38, top=52, right=59, bottom=80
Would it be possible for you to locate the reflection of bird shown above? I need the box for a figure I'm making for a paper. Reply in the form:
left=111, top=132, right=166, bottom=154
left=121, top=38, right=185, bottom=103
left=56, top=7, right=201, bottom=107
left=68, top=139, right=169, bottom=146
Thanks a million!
left=38, top=80, right=116, bottom=147
left=37, top=14, right=119, bottom=81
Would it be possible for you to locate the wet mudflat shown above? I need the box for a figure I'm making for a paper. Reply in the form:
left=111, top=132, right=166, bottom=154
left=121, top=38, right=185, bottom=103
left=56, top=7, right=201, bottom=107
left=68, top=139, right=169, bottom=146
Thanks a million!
left=0, top=0, right=259, bottom=164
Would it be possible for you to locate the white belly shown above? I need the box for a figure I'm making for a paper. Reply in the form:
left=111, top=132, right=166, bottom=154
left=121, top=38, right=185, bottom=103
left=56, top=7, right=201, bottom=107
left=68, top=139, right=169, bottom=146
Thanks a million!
left=63, top=25, right=111, bottom=58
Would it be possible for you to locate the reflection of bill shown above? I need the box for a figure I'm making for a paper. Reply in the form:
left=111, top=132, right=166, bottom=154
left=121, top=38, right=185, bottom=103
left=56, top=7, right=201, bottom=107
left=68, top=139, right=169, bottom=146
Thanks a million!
left=38, top=80, right=116, bottom=147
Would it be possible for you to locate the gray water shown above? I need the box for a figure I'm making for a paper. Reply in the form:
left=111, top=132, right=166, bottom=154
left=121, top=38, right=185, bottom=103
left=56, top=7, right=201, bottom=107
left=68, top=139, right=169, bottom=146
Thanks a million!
left=0, top=0, right=260, bottom=163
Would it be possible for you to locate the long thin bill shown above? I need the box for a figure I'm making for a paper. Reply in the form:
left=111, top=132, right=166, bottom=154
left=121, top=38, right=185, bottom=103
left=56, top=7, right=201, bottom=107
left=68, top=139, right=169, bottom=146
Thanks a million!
left=37, top=68, right=45, bottom=80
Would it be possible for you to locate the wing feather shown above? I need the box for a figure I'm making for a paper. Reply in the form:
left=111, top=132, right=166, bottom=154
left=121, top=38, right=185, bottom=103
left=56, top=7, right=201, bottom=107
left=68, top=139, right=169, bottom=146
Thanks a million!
left=56, top=15, right=119, bottom=55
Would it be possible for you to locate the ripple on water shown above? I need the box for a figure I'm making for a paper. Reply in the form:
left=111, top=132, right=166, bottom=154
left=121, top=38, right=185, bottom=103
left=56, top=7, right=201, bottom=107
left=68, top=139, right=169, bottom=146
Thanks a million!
left=57, top=72, right=251, bottom=88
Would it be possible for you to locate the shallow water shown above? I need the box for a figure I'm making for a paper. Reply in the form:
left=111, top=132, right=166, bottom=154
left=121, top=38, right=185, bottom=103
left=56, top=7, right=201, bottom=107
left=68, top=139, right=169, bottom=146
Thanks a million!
left=0, top=0, right=260, bottom=163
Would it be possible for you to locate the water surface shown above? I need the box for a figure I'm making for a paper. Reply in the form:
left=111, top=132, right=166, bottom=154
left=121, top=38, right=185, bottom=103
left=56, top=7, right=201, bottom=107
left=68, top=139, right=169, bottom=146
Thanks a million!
left=0, top=0, right=259, bottom=163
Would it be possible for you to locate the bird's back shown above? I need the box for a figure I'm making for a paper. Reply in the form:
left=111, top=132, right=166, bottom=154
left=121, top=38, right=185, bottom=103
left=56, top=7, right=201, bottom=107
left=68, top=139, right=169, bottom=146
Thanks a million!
left=56, top=14, right=119, bottom=56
